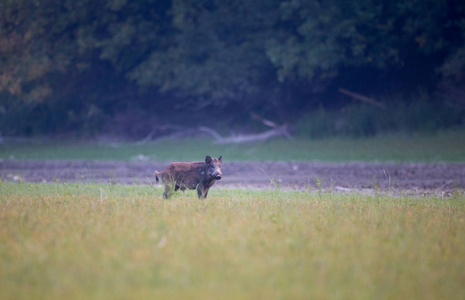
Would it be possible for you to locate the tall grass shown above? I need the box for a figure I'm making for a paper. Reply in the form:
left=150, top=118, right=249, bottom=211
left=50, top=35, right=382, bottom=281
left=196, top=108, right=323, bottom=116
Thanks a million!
left=1, top=182, right=464, bottom=299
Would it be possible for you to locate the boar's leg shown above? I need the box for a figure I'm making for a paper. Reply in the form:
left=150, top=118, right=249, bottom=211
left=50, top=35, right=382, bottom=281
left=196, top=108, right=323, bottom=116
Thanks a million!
left=196, top=184, right=206, bottom=199
left=196, top=185, right=211, bottom=199
left=196, top=185, right=203, bottom=198
left=163, top=183, right=173, bottom=199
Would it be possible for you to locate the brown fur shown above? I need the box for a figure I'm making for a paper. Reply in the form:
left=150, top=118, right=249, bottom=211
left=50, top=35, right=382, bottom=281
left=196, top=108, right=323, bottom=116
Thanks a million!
left=155, top=155, right=222, bottom=199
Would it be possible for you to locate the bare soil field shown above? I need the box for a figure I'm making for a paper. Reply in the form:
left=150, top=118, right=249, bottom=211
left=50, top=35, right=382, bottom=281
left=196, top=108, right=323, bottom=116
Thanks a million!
left=1, top=160, right=465, bottom=196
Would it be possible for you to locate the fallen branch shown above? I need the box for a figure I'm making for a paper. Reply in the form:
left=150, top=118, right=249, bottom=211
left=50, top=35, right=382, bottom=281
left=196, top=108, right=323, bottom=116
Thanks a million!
left=250, top=112, right=279, bottom=128
left=136, top=126, right=201, bottom=145
left=199, top=125, right=291, bottom=144
left=339, top=88, right=386, bottom=109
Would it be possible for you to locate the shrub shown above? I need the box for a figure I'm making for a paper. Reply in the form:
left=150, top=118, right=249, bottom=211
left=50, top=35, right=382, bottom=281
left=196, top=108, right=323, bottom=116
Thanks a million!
left=297, top=99, right=465, bottom=138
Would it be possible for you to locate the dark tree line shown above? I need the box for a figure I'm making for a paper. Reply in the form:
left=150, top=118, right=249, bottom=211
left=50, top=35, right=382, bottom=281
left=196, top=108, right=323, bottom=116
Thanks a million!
left=1, top=0, right=464, bottom=137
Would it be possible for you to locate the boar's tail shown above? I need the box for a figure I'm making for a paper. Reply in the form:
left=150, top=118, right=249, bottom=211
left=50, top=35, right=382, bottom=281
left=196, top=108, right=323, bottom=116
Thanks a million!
left=155, top=171, right=160, bottom=183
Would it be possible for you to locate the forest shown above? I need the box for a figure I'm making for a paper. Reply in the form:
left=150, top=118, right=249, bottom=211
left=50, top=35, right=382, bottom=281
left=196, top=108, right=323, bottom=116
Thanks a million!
left=1, top=0, right=465, bottom=139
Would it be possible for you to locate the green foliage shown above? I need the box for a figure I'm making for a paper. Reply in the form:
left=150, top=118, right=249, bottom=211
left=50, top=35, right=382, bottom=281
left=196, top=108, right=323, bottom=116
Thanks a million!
left=1, top=0, right=465, bottom=136
left=0, top=0, right=104, bottom=100
left=127, top=0, right=277, bottom=108
left=267, top=0, right=455, bottom=82
left=2, top=0, right=464, bottom=100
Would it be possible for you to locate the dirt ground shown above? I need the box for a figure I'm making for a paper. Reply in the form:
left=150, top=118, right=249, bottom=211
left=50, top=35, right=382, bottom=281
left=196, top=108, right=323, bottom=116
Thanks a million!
left=2, top=160, right=465, bottom=196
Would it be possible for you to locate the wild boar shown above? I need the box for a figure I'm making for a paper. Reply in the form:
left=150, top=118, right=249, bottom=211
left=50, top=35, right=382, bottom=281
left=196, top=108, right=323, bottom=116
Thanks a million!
left=155, top=155, right=222, bottom=199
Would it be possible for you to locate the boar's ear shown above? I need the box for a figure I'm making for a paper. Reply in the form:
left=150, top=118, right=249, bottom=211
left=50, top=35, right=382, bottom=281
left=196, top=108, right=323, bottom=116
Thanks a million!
left=205, top=155, right=212, bottom=164
left=218, top=155, right=222, bottom=162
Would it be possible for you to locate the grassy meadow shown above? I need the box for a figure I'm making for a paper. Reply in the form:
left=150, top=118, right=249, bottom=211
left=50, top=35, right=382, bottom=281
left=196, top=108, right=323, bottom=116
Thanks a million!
left=1, top=182, right=464, bottom=299
left=1, top=129, right=465, bottom=161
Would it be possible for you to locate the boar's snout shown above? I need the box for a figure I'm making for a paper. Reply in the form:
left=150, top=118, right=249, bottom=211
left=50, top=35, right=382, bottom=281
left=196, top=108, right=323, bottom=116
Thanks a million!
left=212, top=172, right=222, bottom=180
left=211, top=170, right=222, bottom=180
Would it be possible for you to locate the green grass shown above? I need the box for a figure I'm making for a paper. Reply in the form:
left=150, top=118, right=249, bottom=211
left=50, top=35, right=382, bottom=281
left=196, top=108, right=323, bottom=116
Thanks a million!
left=1, top=129, right=465, bottom=161
left=1, top=182, right=464, bottom=299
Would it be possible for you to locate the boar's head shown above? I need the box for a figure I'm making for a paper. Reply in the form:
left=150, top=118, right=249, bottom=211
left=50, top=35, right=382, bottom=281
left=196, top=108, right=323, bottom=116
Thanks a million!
left=205, top=155, right=222, bottom=180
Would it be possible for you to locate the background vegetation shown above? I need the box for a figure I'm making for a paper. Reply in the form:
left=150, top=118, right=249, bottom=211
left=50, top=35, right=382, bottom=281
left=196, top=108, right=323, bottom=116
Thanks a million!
left=1, top=0, right=465, bottom=138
